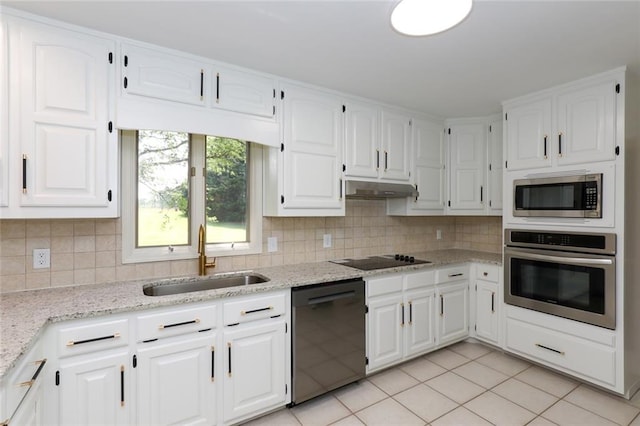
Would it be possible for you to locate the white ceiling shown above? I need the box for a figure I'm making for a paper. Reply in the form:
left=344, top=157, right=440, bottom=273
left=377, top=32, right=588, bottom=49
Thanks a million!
left=2, top=0, right=639, bottom=119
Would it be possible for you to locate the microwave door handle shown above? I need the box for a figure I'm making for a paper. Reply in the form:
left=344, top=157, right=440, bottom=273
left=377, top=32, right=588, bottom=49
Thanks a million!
left=514, top=251, right=613, bottom=266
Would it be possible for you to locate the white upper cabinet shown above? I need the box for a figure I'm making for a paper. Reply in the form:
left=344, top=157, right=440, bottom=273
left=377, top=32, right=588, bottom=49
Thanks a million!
left=555, top=80, right=617, bottom=166
left=344, top=102, right=411, bottom=182
left=380, top=108, right=412, bottom=181
left=263, top=83, right=345, bottom=216
left=344, top=101, right=379, bottom=179
left=447, top=122, right=486, bottom=212
left=121, top=43, right=206, bottom=106
left=487, top=118, right=503, bottom=213
left=504, top=69, right=622, bottom=171
left=213, top=65, right=276, bottom=119
left=505, top=98, right=553, bottom=171
left=6, top=17, right=118, bottom=218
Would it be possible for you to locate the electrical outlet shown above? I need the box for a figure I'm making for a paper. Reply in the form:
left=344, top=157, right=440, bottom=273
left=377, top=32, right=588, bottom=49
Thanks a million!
left=323, top=234, right=332, bottom=248
left=267, top=237, right=278, bottom=253
left=33, top=248, right=50, bottom=269
left=436, top=229, right=442, bottom=240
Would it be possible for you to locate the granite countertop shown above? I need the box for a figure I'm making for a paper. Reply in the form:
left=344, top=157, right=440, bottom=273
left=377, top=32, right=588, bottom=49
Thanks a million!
left=0, top=249, right=501, bottom=380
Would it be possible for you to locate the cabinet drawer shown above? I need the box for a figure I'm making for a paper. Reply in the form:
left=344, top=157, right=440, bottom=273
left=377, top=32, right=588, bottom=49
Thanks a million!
left=3, top=341, right=46, bottom=421
left=435, top=265, right=469, bottom=284
left=224, top=293, right=286, bottom=325
left=367, top=275, right=403, bottom=297
left=405, top=270, right=436, bottom=290
left=57, top=318, right=129, bottom=357
left=137, top=304, right=217, bottom=342
left=506, top=318, right=616, bottom=386
left=476, top=264, right=500, bottom=282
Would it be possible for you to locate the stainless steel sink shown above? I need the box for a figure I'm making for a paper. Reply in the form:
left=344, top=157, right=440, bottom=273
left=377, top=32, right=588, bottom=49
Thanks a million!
left=143, top=273, right=270, bottom=296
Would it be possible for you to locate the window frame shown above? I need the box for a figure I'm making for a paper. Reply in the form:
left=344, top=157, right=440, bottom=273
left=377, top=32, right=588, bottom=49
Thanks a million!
left=121, top=130, right=263, bottom=264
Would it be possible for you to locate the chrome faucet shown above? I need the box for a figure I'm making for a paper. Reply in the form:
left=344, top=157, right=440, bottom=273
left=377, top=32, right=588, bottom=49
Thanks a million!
left=198, top=225, right=216, bottom=275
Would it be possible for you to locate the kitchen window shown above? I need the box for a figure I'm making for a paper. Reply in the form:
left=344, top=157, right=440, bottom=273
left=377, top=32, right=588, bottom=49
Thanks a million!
left=121, top=130, right=263, bottom=263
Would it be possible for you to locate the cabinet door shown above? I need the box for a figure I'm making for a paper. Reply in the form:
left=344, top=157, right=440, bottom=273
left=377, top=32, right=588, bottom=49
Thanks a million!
left=488, top=119, right=503, bottom=212
left=367, top=293, right=403, bottom=371
left=58, top=350, right=130, bottom=425
left=136, top=334, right=217, bottom=426
left=404, top=288, right=436, bottom=357
left=475, top=280, right=499, bottom=344
left=437, top=282, right=469, bottom=346
left=8, top=377, right=44, bottom=426
left=223, top=321, right=286, bottom=424
left=380, top=109, right=411, bottom=181
left=281, top=84, right=344, bottom=211
left=214, top=66, right=276, bottom=119
left=344, top=101, right=379, bottom=179
left=505, top=98, right=552, bottom=170
left=556, top=81, right=617, bottom=165
left=122, top=44, right=205, bottom=106
left=11, top=20, right=116, bottom=210
left=413, top=119, right=445, bottom=210
left=448, top=123, right=486, bottom=211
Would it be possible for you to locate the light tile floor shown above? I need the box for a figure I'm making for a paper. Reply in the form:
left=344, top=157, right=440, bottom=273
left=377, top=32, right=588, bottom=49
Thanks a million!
left=244, top=340, right=640, bottom=426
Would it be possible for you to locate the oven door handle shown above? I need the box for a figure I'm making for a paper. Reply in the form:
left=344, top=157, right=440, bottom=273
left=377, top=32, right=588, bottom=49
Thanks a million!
left=509, top=249, right=613, bottom=266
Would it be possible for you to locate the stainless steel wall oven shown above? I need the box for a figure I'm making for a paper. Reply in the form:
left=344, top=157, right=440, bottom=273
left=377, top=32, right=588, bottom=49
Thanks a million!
left=504, top=229, right=616, bottom=329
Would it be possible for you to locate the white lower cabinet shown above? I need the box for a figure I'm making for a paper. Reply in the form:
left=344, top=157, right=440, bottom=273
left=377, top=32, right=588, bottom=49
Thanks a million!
left=222, top=321, right=286, bottom=424
left=366, top=271, right=436, bottom=373
left=57, top=349, right=131, bottom=425
left=136, top=333, right=216, bottom=426
left=473, top=264, right=501, bottom=346
left=435, top=265, right=470, bottom=347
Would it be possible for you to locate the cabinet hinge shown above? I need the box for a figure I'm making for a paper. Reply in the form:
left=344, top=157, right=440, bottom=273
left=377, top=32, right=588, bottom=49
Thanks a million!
left=273, top=105, right=276, bottom=116
left=409, top=119, right=412, bottom=126
left=365, top=305, right=369, bottom=314
left=615, top=146, right=620, bottom=156
left=365, top=357, right=369, bottom=366
left=280, top=195, right=285, bottom=204
left=285, top=384, right=288, bottom=394
left=474, top=324, right=477, bottom=331
left=273, top=89, right=276, bottom=98
left=281, top=90, right=285, bottom=100
left=489, top=163, right=492, bottom=171
left=616, top=83, right=620, bottom=94
left=280, top=143, right=284, bottom=152
left=124, top=55, right=128, bottom=67
left=505, top=113, right=508, bottom=121
left=108, top=52, right=113, bottom=64
left=132, top=355, right=137, bottom=368
left=108, top=121, right=113, bottom=133
left=285, top=323, right=288, bottom=333
left=505, top=161, right=508, bottom=169
left=107, top=190, right=112, bottom=202
left=342, top=164, right=346, bottom=172
left=448, top=128, right=451, bottom=135
left=448, top=200, right=451, bottom=207
left=123, top=76, right=128, bottom=89
left=489, top=125, right=492, bottom=132
left=489, top=200, right=492, bottom=207
left=342, top=105, right=346, bottom=113
left=55, top=370, right=60, bottom=386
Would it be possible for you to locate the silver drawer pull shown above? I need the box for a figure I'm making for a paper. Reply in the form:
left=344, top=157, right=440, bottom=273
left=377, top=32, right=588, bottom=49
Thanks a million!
left=67, top=333, right=120, bottom=346
left=241, top=306, right=273, bottom=316
left=159, top=318, right=200, bottom=330
left=535, top=343, right=565, bottom=355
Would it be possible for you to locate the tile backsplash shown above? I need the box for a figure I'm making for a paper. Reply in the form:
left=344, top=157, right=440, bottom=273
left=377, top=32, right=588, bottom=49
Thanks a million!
left=0, top=200, right=502, bottom=293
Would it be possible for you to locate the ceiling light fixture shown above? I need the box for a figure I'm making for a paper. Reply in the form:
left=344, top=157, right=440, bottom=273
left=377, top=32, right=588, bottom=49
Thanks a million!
left=390, top=0, right=473, bottom=36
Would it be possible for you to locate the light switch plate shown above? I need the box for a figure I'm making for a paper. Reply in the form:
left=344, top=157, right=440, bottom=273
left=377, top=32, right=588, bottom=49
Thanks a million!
left=323, top=234, right=332, bottom=248
left=436, top=229, right=442, bottom=240
left=267, top=237, right=278, bottom=252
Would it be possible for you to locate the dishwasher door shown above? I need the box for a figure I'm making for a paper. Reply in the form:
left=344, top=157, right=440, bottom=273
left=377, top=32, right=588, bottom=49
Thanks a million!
left=291, top=279, right=366, bottom=405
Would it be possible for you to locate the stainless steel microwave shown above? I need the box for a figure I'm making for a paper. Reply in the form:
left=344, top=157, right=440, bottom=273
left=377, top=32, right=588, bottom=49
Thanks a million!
left=513, top=173, right=602, bottom=218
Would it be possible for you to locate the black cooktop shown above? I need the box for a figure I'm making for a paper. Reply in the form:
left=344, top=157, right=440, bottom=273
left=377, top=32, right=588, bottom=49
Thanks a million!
left=330, top=254, right=430, bottom=271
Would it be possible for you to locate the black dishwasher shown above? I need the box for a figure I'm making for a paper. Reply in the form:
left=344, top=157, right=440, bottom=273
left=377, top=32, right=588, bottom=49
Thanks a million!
left=291, top=278, right=366, bottom=405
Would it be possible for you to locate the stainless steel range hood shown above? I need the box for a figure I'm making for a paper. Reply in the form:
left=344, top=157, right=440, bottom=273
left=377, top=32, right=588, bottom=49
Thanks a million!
left=345, top=180, right=418, bottom=199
